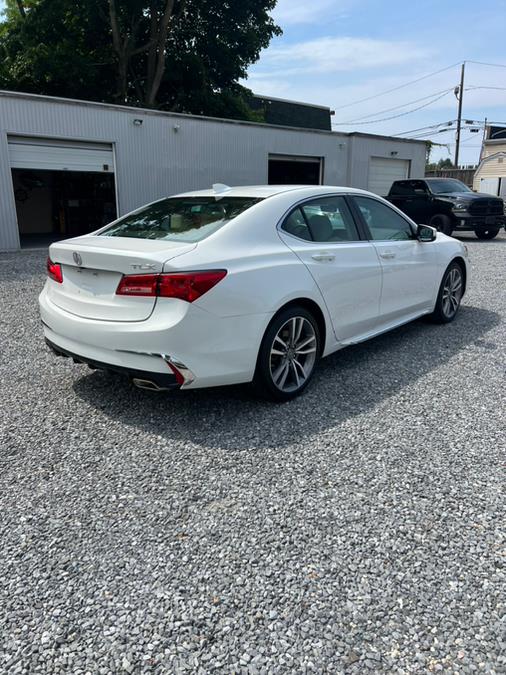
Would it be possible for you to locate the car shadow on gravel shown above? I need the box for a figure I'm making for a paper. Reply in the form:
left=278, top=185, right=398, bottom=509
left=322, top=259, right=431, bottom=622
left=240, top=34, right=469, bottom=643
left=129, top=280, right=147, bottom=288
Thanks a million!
left=73, top=305, right=500, bottom=451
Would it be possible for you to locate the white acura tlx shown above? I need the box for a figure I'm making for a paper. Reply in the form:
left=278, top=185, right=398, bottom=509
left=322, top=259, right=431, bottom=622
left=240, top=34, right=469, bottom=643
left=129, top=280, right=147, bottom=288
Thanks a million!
left=39, top=185, right=469, bottom=400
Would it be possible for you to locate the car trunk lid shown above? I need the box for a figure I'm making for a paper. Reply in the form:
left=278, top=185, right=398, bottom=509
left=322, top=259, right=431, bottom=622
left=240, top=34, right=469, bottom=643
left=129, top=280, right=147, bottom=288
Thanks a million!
left=47, top=236, right=196, bottom=321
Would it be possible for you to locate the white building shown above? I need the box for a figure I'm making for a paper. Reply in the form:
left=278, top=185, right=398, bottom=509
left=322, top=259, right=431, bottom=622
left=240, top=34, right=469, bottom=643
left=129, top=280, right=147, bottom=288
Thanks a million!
left=473, top=125, right=506, bottom=196
left=0, top=90, right=426, bottom=251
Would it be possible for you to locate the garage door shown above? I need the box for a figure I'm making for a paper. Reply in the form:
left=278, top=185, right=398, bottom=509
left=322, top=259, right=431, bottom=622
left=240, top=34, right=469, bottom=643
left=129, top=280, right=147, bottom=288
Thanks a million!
left=479, top=177, right=500, bottom=195
left=368, top=157, right=410, bottom=196
left=269, top=154, right=322, bottom=185
left=8, top=136, right=114, bottom=173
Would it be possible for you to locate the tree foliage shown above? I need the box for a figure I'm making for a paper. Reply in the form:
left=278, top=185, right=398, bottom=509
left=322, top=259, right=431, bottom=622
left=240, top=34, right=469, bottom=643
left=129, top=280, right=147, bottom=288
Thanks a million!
left=426, top=157, right=456, bottom=171
left=0, top=0, right=281, bottom=119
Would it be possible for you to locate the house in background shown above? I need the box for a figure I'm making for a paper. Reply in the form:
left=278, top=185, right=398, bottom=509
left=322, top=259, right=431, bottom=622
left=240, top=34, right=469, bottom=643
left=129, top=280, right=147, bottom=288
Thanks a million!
left=473, top=125, right=506, bottom=195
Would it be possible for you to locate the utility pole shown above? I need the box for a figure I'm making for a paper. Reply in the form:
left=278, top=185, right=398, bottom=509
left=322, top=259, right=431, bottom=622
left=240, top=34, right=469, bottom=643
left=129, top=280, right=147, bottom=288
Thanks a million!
left=454, top=62, right=465, bottom=168
left=480, top=117, right=487, bottom=163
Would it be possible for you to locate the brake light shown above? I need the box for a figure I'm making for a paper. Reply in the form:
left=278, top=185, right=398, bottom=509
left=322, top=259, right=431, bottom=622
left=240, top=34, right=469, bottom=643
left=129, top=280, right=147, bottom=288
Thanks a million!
left=115, top=274, right=158, bottom=296
left=47, top=258, right=63, bottom=283
left=116, top=270, right=227, bottom=302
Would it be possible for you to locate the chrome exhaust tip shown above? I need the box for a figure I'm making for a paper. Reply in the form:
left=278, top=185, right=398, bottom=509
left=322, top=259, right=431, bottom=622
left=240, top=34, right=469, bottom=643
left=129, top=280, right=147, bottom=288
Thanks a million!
left=132, top=378, right=166, bottom=392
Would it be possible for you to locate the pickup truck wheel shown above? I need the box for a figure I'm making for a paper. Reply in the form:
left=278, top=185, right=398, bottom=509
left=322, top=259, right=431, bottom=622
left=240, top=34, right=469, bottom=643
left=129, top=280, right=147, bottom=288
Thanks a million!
left=429, top=214, right=453, bottom=236
left=474, top=227, right=500, bottom=240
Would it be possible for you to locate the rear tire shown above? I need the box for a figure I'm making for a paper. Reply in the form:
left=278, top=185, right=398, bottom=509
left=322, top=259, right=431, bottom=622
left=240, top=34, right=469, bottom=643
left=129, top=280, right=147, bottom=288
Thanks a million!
left=430, top=214, right=454, bottom=236
left=430, top=262, right=464, bottom=324
left=474, top=227, right=500, bottom=240
left=253, top=306, right=321, bottom=401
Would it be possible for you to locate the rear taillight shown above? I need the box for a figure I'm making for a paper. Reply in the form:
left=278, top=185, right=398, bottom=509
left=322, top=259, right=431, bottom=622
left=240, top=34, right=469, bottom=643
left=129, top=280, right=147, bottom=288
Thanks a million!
left=114, top=274, right=158, bottom=296
left=47, top=258, right=63, bottom=283
left=116, top=270, right=227, bottom=303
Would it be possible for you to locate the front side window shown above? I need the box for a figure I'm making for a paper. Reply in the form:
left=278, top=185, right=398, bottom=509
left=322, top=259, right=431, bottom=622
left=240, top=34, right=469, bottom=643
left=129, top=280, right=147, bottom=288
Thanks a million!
left=100, top=196, right=263, bottom=242
left=353, top=196, right=415, bottom=241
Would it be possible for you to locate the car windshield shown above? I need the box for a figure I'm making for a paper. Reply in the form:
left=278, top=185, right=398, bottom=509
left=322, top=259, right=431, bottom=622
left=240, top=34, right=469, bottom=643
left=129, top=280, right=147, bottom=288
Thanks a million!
left=427, top=180, right=472, bottom=194
left=100, top=196, right=263, bottom=242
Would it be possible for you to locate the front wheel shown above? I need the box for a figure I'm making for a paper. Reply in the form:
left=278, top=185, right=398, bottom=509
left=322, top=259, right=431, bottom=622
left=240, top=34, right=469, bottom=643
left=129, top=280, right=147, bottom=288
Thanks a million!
left=253, top=306, right=321, bottom=401
left=430, top=262, right=464, bottom=324
left=429, top=214, right=454, bottom=236
left=474, top=227, right=500, bottom=240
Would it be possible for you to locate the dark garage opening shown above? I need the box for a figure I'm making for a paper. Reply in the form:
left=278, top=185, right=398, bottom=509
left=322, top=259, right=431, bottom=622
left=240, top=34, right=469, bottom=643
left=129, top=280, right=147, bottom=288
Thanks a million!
left=268, top=155, right=322, bottom=185
left=13, top=169, right=117, bottom=248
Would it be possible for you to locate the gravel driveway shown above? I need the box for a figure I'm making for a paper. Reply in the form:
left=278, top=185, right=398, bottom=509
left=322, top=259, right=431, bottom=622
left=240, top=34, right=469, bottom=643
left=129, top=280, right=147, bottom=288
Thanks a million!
left=0, top=234, right=505, bottom=674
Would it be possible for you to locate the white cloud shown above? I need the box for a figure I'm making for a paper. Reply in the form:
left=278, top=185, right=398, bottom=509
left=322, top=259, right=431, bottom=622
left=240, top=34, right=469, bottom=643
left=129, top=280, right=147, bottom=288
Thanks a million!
left=271, top=0, right=351, bottom=25
left=253, top=37, right=432, bottom=77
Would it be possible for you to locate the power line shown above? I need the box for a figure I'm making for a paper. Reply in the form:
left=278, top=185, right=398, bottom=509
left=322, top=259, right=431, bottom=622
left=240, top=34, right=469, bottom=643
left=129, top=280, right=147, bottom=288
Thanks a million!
left=332, top=91, right=452, bottom=126
left=408, top=126, right=484, bottom=140
left=466, top=85, right=506, bottom=91
left=333, top=88, right=454, bottom=124
left=466, top=60, right=506, bottom=69
left=331, top=62, right=462, bottom=112
left=392, top=121, right=456, bottom=137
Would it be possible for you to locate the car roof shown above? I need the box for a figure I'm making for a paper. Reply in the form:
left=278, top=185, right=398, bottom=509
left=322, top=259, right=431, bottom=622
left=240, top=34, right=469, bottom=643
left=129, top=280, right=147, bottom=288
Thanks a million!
left=172, top=185, right=373, bottom=199
left=424, top=177, right=461, bottom=182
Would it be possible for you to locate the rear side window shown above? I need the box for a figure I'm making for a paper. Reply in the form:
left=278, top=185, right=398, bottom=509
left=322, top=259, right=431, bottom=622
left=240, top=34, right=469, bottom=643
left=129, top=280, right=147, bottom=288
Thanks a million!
left=391, top=181, right=428, bottom=196
left=282, top=208, right=312, bottom=240
left=281, top=196, right=360, bottom=242
left=302, top=196, right=359, bottom=242
left=100, top=196, right=263, bottom=242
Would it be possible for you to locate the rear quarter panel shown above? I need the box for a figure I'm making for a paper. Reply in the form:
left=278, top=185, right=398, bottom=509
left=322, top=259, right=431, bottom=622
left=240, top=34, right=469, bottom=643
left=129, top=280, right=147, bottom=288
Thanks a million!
left=162, top=197, right=339, bottom=355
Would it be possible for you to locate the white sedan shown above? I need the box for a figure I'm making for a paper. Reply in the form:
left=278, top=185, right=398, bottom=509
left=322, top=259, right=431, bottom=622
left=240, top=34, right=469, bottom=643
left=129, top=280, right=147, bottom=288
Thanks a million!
left=40, top=185, right=469, bottom=400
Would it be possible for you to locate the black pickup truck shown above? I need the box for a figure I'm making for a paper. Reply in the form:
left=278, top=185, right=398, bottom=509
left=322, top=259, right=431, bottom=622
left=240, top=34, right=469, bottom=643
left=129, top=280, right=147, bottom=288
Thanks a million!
left=386, top=178, right=506, bottom=239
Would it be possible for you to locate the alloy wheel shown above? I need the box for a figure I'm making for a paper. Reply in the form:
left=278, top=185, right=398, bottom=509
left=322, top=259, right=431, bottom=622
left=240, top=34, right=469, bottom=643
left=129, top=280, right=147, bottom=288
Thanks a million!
left=441, top=267, right=463, bottom=318
left=269, top=316, right=317, bottom=393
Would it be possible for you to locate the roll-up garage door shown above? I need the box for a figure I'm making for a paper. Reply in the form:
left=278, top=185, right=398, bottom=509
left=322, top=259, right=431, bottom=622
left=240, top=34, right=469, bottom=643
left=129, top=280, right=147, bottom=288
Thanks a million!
left=8, top=136, right=114, bottom=173
left=269, top=154, right=322, bottom=185
left=368, top=157, right=410, bottom=196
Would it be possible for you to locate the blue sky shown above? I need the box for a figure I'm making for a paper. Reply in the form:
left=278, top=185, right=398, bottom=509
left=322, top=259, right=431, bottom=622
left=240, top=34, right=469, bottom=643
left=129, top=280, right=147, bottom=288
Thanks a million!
left=2, top=0, right=506, bottom=164
left=246, top=0, right=506, bottom=164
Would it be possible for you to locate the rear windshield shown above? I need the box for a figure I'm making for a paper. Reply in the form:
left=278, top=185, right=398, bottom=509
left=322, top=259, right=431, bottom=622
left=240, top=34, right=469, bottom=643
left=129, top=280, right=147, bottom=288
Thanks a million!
left=100, top=196, right=263, bottom=242
left=426, top=179, right=472, bottom=194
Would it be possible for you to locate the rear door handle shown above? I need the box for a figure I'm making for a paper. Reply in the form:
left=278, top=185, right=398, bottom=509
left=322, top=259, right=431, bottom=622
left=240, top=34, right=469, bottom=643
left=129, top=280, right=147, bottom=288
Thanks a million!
left=312, top=252, right=335, bottom=262
left=379, top=251, right=396, bottom=259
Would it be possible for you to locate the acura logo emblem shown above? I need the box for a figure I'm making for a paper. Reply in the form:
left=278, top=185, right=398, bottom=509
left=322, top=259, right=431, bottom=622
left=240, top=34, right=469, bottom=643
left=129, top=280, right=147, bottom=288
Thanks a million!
left=73, top=252, right=83, bottom=266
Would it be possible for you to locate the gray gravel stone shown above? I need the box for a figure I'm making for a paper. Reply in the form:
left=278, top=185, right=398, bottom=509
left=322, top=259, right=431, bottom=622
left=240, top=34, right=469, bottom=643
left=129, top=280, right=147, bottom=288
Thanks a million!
left=0, top=234, right=505, bottom=673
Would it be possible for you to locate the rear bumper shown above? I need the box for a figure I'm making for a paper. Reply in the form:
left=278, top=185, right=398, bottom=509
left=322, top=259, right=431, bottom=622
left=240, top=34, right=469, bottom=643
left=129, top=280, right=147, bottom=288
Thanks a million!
left=45, top=337, right=180, bottom=390
left=39, top=284, right=271, bottom=389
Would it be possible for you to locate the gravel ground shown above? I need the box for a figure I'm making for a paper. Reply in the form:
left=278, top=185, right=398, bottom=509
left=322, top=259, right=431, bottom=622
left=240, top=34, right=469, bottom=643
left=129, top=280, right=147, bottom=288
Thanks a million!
left=0, top=234, right=505, bottom=674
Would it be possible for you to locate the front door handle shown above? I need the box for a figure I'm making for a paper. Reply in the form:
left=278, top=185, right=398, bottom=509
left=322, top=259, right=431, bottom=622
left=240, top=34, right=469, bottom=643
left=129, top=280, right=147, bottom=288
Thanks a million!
left=379, top=251, right=396, bottom=259
left=312, top=252, right=335, bottom=262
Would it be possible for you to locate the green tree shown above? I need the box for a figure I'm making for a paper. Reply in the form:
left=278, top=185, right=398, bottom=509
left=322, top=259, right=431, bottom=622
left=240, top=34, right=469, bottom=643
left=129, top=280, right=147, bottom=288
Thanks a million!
left=0, top=0, right=280, bottom=119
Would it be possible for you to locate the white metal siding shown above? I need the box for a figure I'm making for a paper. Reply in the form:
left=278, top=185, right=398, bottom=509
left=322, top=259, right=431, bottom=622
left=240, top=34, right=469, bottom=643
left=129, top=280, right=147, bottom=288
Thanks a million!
left=8, top=137, right=114, bottom=172
left=368, top=157, right=410, bottom=195
left=0, top=91, right=427, bottom=251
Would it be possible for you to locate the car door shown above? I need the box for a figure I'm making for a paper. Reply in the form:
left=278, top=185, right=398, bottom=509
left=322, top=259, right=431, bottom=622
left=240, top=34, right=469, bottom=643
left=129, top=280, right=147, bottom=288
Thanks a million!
left=390, top=180, right=433, bottom=224
left=278, top=195, right=382, bottom=342
left=350, top=195, right=439, bottom=325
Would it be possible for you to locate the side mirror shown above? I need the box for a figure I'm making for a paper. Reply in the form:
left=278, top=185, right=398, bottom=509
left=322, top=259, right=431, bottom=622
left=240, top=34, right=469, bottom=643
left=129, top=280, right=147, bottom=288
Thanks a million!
left=417, top=224, right=437, bottom=242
